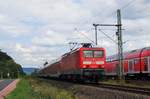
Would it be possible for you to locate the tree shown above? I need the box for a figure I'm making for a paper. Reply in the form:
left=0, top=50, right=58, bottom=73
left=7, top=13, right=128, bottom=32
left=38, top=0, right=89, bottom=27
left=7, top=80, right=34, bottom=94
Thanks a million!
left=0, top=50, right=24, bottom=78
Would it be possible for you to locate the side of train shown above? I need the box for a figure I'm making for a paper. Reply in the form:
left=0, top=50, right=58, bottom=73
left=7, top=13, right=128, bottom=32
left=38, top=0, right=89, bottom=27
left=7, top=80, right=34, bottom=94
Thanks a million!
left=39, top=47, right=106, bottom=82
left=105, top=47, right=150, bottom=79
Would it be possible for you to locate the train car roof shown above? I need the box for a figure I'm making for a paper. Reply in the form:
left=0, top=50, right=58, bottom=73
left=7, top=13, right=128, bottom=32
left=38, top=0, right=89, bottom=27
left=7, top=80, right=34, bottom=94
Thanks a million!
left=80, top=47, right=105, bottom=50
left=106, top=47, right=150, bottom=62
left=61, top=47, right=105, bottom=58
left=126, top=47, right=150, bottom=59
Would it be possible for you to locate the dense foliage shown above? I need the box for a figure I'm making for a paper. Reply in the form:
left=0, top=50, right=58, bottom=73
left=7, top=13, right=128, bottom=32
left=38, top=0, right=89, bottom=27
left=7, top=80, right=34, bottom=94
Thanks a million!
left=0, top=50, right=24, bottom=78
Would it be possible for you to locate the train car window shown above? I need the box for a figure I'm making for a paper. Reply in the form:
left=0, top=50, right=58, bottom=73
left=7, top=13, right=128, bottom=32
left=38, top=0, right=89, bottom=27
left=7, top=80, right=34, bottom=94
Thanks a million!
left=134, top=59, right=139, bottom=65
left=83, top=50, right=93, bottom=58
left=144, top=57, right=148, bottom=71
left=94, top=50, right=104, bottom=58
left=115, top=64, right=119, bottom=74
left=129, top=60, right=133, bottom=72
left=146, top=47, right=150, bottom=50
left=106, top=58, right=110, bottom=62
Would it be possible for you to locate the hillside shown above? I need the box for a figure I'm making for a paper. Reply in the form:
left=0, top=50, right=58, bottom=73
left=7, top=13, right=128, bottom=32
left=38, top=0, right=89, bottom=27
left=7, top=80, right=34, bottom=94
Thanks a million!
left=23, top=68, right=37, bottom=75
left=0, top=50, right=24, bottom=78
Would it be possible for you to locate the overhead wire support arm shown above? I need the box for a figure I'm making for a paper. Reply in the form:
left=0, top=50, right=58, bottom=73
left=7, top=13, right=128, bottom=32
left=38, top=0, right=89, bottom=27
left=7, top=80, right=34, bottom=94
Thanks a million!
left=93, top=23, right=121, bottom=45
left=93, top=23, right=122, bottom=27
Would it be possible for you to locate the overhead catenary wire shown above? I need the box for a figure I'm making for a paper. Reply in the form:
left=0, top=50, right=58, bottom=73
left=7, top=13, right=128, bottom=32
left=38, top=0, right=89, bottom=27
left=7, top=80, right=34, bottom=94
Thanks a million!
left=81, top=0, right=139, bottom=25
left=76, top=0, right=138, bottom=28
left=74, top=28, right=95, bottom=44
left=139, top=14, right=150, bottom=18
left=98, top=29, right=117, bottom=44
left=95, top=0, right=138, bottom=45
left=75, top=0, right=142, bottom=47
left=121, top=0, right=150, bottom=18
left=136, top=6, right=150, bottom=13
left=121, top=0, right=137, bottom=10
left=105, top=0, right=138, bottom=19
left=80, top=32, right=95, bottom=44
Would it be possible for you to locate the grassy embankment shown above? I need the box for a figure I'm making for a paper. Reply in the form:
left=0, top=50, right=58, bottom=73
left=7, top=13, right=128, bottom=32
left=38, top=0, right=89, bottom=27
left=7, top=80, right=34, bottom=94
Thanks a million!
left=6, top=78, right=76, bottom=99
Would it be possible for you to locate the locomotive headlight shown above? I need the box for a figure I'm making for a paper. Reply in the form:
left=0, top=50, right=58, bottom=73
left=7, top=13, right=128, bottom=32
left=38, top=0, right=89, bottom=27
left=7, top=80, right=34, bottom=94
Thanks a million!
left=101, top=65, right=104, bottom=68
left=83, top=65, right=87, bottom=68
left=96, top=61, right=104, bottom=64
left=83, top=61, right=92, bottom=64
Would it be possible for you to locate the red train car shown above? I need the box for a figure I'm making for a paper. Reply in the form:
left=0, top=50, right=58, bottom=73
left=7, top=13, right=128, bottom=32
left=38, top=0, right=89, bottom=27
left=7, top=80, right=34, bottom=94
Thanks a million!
left=41, top=61, right=61, bottom=77
left=105, top=47, right=150, bottom=79
left=39, top=46, right=106, bottom=82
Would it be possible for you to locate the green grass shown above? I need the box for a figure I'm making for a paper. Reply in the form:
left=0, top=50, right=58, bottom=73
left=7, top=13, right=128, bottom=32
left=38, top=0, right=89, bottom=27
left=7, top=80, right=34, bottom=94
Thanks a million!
left=6, top=78, right=33, bottom=99
left=6, top=78, right=76, bottom=99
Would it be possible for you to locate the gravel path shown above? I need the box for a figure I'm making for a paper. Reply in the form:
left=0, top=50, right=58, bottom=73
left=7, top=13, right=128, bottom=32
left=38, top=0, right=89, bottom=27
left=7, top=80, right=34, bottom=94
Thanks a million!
left=0, top=79, right=14, bottom=91
left=0, top=79, right=19, bottom=99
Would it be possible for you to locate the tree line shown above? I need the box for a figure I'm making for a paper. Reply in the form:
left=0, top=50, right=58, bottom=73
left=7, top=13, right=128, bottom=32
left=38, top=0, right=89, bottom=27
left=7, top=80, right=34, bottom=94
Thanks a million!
left=0, top=50, right=25, bottom=78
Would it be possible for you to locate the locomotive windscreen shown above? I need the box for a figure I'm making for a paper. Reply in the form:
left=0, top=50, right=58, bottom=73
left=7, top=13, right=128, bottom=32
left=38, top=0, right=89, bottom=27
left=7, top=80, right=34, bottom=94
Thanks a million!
left=94, top=51, right=104, bottom=58
left=83, top=50, right=93, bottom=58
left=83, top=50, right=104, bottom=58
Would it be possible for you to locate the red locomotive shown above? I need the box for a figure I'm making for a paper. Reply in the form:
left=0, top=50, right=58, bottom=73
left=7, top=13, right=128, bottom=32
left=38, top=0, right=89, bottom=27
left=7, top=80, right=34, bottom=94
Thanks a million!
left=105, top=47, right=150, bottom=79
left=39, top=44, right=106, bottom=82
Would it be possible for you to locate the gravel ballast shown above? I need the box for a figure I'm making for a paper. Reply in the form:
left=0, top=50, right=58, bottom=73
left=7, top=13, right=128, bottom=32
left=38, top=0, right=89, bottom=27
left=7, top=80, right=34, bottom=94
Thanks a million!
left=43, top=79, right=150, bottom=99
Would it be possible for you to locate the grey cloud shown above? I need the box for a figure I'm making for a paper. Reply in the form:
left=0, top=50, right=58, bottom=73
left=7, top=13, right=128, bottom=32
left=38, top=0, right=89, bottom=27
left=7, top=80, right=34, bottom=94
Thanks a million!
left=0, top=0, right=150, bottom=67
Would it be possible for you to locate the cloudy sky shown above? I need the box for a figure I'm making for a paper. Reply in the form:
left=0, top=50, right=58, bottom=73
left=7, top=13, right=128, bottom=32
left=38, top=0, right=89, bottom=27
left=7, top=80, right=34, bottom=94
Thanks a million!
left=0, top=0, right=150, bottom=68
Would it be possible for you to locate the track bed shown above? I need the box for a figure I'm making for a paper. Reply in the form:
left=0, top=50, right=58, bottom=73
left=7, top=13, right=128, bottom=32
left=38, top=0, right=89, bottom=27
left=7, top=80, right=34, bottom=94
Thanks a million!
left=40, top=78, right=150, bottom=99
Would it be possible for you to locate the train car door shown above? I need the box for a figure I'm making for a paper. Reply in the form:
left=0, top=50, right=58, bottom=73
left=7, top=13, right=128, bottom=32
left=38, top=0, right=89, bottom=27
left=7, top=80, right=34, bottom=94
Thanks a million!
left=148, top=57, right=150, bottom=72
left=128, top=60, right=134, bottom=73
left=143, top=57, right=148, bottom=72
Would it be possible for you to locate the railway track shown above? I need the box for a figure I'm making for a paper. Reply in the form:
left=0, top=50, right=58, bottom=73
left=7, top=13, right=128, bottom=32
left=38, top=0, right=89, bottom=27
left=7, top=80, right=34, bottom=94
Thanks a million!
left=41, top=78, right=150, bottom=96
left=126, top=80, right=150, bottom=85
left=88, top=83, right=150, bottom=96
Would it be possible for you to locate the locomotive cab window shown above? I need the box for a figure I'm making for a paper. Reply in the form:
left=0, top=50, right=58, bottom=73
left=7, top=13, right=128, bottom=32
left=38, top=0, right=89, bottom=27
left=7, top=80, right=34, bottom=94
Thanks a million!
left=83, top=50, right=104, bottom=58
left=94, top=50, right=104, bottom=58
left=83, top=51, right=93, bottom=58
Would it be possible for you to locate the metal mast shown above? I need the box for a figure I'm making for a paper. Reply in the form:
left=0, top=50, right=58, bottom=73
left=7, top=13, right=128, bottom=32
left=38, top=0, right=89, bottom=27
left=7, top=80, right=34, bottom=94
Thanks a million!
left=116, top=9, right=124, bottom=80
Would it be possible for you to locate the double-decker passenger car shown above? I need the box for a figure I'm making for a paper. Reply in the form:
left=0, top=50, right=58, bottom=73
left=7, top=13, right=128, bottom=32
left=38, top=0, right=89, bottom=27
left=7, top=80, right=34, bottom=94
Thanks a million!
left=105, top=47, right=150, bottom=79
left=39, top=45, right=106, bottom=82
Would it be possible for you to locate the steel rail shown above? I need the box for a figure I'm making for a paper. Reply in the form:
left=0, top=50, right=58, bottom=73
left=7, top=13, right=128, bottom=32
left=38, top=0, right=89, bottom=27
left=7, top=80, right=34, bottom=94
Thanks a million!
left=89, top=83, right=150, bottom=96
